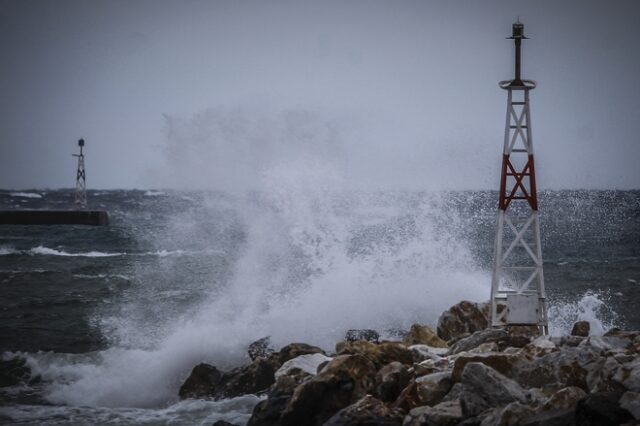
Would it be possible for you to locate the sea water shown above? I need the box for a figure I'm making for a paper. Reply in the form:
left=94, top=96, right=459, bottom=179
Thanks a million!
left=0, top=188, right=638, bottom=425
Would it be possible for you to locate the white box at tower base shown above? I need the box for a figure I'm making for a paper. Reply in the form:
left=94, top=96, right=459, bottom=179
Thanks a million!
left=506, top=294, right=539, bottom=324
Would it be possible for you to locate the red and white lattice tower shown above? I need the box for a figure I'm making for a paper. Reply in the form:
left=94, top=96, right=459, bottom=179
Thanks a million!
left=490, top=20, right=548, bottom=334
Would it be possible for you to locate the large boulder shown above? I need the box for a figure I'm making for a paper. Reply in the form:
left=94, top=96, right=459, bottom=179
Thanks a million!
left=179, top=363, right=223, bottom=399
left=514, top=346, right=603, bottom=392
left=376, top=361, right=410, bottom=402
left=450, top=329, right=507, bottom=355
left=404, top=324, right=448, bottom=348
left=403, top=400, right=463, bottom=426
left=336, top=341, right=414, bottom=369
left=452, top=352, right=524, bottom=382
left=437, top=301, right=490, bottom=343
left=275, top=353, right=332, bottom=379
left=571, top=321, right=590, bottom=337
left=574, top=392, right=633, bottom=426
left=277, top=343, right=326, bottom=364
left=619, top=391, right=640, bottom=420
left=280, top=354, right=377, bottom=426
left=479, top=402, right=537, bottom=426
left=458, top=362, right=527, bottom=418
left=216, top=357, right=279, bottom=399
left=345, top=329, right=380, bottom=343
left=323, top=395, right=404, bottom=426
left=416, top=371, right=453, bottom=407
left=248, top=336, right=275, bottom=361
left=247, top=368, right=310, bottom=426
left=541, top=386, right=586, bottom=412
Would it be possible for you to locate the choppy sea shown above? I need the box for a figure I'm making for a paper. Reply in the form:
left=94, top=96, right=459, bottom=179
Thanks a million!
left=0, top=188, right=638, bottom=425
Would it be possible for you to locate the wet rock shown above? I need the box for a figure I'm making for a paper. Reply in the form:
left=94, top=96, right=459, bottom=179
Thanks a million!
left=0, top=357, right=32, bottom=387
left=579, top=335, right=632, bottom=352
left=248, top=336, right=275, bottom=361
left=571, top=321, right=590, bottom=337
left=459, top=362, right=527, bottom=418
left=376, top=361, right=410, bottom=402
left=413, top=358, right=448, bottom=377
left=336, top=341, right=414, bottom=369
left=278, top=343, right=326, bottom=364
left=613, top=357, right=640, bottom=392
left=404, top=400, right=463, bottom=426
left=437, top=301, right=489, bottom=343
left=217, top=357, right=278, bottom=399
left=247, top=369, right=311, bottom=426
left=619, top=391, right=640, bottom=419
left=409, top=344, right=448, bottom=363
left=519, top=408, right=575, bottom=426
left=541, top=386, right=586, bottom=411
left=323, top=395, right=404, bottom=426
left=404, top=324, right=448, bottom=348
left=450, top=329, right=507, bottom=355
left=275, top=353, right=332, bottom=379
left=480, top=402, right=537, bottom=426
left=549, top=336, right=584, bottom=348
left=574, top=391, right=633, bottom=426
left=179, top=363, right=223, bottom=399
left=514, top=346, right=603, bottom=391
left=520, top=336, right=558, bottom=360
left=391, top=381, right=421, bottom=413
left=345, top=329, right=380, bottom=343
left=451, top=352, right=523, bottom=383
left=416, top=371, right=453, bottom=407
left=280, top=354, right=377, bottom=426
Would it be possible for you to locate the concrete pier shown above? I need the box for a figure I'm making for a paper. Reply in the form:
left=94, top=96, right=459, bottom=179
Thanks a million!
left=0, top=210, right=109, bottom=226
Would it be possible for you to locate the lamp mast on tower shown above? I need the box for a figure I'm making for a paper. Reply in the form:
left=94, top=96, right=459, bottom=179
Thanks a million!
left=490, top=20, right=548, bottom=334
left=73, top=138, right=87, bottom=209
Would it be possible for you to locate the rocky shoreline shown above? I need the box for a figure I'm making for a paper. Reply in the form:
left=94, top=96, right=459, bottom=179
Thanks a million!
left=180, top=300, right=640, bottom=426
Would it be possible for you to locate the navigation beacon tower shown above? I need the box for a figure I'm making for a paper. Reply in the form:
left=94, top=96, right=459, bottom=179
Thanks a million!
left=73, top=138, right=87, bottom=208
left=490, top=20, right=548, bottom=334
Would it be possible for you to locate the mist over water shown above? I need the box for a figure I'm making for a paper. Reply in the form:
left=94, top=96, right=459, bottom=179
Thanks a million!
left=1, top=108, right=636, bottom=424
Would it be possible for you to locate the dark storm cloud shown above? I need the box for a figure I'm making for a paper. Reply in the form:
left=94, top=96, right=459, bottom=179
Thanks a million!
left=0, top=0, right=638, bottom=189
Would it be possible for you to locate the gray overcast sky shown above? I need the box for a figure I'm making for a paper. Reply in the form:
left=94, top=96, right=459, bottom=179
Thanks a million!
left=0, top=0, right=639, bottom=190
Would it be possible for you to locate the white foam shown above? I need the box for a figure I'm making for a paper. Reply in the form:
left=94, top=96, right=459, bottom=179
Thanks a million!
left=548, top=291, right=619, bottom=336
left=144, top=190, right=166, bottom=196
left=0, top=246, right=18, bottom=256
left=9, top=192, right=42, bottom=199
left=29, top=246, right=123, bottom=257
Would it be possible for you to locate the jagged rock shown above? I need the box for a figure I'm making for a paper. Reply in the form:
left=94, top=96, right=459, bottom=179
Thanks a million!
left=179, top=363, right=223, bottom=399
left=416, top=371, right=453, bottom=406
left=450, top=329, right=507, bottom=355
left=437, top=301, right=489, bottom=343
left=280, top=354, right=377, bottom=426
left=451, top=352, right=523, bottom=382
left=391, top=381, right=421, bottom=413
left=247, top=369, right=311, bottom=426
left=212, top=421, right=238, bottom=426
left=376, top=361, right=410, bottom=402
left=323, top=395, right=404, bottom=426
left=275, top=353, right=332, bottom=379
left=0, top=357, right=32, bottom=387
left=541, top=386, right=586, bottom=411
left=441, top=382, right=463, bottom=402
left=619, top=391, right=640, bottom=419
left=336, top=341, right=414, bottom=369
left=519, top=408, right=575, bottom=426
left=345, top=329, right=380, bottom=343
left=571, top=321, right=590, bottom=337
left=549, top=336, right=585, bottom=348
left=248, top=336, right=275, bottom=361
left=514, top=346, right=603, bottom=391
left=413, top=358, right=448, bottom=377
left=459, top=362, right=527, bottom=418
left=480, top=402, right=537, bottom=426
left=278, top=343, right=326, bottom=364
left=409, top=344, right=448, bottom=363
left=520, top=336, right=558, bottom=360
left=612, top=357, right=640, bottom=392
left=216, top=357, right=278, bottom=399
left=575, top=392, right=633, bottom=426
left=404, top=400, right=463, bottom=426
left=404, top=324, right=448, bottom=348
left=579, top=335, right=632, bottom=352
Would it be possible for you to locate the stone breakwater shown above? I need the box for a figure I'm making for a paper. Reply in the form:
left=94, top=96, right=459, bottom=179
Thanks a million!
left=180, top=301, right=640, bottom=426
